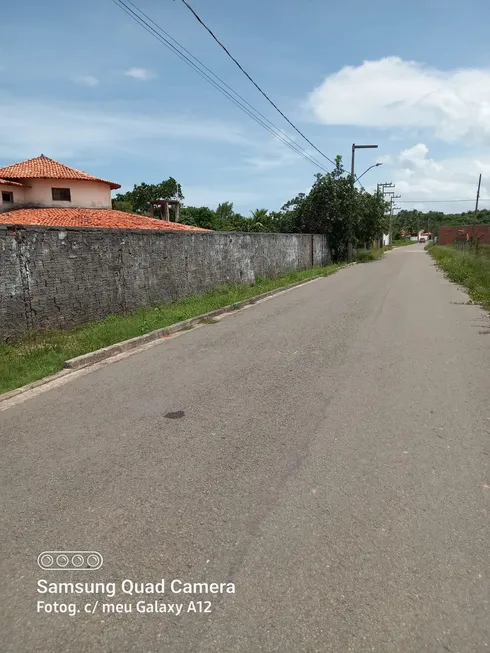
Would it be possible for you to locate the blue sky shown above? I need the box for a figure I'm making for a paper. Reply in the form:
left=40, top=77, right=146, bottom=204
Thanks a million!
left=2, top=0, right=490, bottom=214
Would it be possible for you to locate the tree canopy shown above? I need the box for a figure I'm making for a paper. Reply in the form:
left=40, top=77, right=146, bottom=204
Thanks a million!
left=114, top=162, right=488, bottom=257
left=391, top=208, right=489, bottom=240
left=113, top=178, right=183, bottom=214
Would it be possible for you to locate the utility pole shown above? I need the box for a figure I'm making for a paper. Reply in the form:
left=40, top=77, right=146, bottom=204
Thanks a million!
left=350, top=143, right=378, bottom=261
left=472, top=173, right=482, bottom=244
left=388, top=195, right=401, bottom=246
left=384, top=189, right=396, bottom=245
left=475, top=173, right=482, bottom=213
left=377, top=183, right=395, bottom=246
left=377, top=182, right=394, bottom=193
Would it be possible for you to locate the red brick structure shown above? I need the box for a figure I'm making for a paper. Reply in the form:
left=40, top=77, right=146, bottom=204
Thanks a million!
left=439, top=225, right=490, bottom=245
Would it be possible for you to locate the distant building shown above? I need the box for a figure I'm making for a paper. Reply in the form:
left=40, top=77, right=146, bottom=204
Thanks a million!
left=418, top=229, right=432, bottom=242
left=439, top=225, right=490, bottom=246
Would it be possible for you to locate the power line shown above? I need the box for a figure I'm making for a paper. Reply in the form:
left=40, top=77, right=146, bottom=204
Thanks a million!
left=179, top=0, right=339, bottom=169
left=397, top=199, right=490, bottom=204
left=179, top=0, right=374, bottom=187
left=113, top=0, right=330, bottom=172
left=111, top=0, right=332, bottom=173
left=121, top=0, right=328, bottom=170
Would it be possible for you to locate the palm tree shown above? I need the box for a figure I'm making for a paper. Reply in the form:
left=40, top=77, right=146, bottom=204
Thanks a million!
left=250, top=208, right=269, bottom=221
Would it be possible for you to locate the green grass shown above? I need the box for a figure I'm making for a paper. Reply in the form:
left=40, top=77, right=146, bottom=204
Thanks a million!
left=0, top=264, right=340, bottom=395
left=392, top=239, right=417, bottom=247
left=355, top=246, right=390, bottom=262
left=428, top=245, right=490, bottom=309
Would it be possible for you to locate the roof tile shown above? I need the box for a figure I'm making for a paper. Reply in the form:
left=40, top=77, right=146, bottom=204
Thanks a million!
left=0, top=208, right=209, bottom=232
left=0, top=155, right=121, bottom=190
left=0, top=178, right=29, bottom=187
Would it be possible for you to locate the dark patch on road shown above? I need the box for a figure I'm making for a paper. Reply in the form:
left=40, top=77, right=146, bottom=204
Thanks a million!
left=165, top=410, right=185, bottom=419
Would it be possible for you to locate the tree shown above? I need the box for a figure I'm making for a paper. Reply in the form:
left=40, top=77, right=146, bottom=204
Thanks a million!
left=180, top=206, right=218, bottom=230
left=112, top=200, right=134, bottom=214
left=215, top=202, right=235, bottom=226
left=250, top=208, right=268, bottom=221
left=248, top=208, right=273, bottom=232
left=112, top=178, right=183, bottom=215
left=294, top=157, right=353, bottom=260
left=355, top=190, right=388, bottom=246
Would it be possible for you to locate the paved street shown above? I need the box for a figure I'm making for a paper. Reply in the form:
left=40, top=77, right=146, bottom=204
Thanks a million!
left=1, top=244, right=489, bottom=652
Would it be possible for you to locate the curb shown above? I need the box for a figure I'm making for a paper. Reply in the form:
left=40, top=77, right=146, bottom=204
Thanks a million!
left=63, top=275, right=328, bottom=370
left=0, top=263, right=354, bottom=404
left=0, top=369, right=75, bottom=403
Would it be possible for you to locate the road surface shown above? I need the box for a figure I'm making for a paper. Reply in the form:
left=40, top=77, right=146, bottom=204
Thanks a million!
left=1, top=244, right=489, bottom=652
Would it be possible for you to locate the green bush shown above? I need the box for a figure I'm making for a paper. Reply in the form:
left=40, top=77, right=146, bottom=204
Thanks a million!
left=355, top=247, right=387, bottom=262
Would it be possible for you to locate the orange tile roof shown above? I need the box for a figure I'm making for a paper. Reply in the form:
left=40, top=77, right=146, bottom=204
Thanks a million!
left=0, top=208, right=209, bottom=232
left=0, top=155, right=121, bottom=190
left=0, top=178, right=29, bottom=187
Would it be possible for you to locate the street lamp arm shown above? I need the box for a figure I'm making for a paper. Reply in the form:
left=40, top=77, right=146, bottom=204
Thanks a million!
left=349, top=143, right=380, bottom=262
left=356, top=162, right=383, bottom=182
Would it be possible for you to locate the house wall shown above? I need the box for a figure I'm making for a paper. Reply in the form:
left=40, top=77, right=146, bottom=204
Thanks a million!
left=0, top=226, right=330, bottom=342
left=439, top=225, right=490, bottom=246
left=3, top=179, right=112, bottom=210
left=0, top=184, right=27, bottom=212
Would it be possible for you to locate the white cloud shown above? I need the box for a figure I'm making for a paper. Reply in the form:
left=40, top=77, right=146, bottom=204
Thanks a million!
left=389, top=143, right=489, bottom=213
left=308, top=57, right=490, bottom=144
left=74, top=75, right=99, bottom=87
left=124, top=67, right=155, bottom=81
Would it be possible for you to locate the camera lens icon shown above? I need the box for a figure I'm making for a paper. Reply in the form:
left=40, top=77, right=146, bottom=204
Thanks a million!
left=38, top=551, right=103, bottom=571
left=40, top=554, right=54, bottom=568
left=87, top=554, right=102, bottom=568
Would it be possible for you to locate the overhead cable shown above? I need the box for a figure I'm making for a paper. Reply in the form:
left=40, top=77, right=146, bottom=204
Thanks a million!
left=111, top=0, right=332, bottom=173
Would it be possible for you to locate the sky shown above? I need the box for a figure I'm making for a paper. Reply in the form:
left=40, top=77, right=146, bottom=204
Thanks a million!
left=2, top=0, right=490, bottom=215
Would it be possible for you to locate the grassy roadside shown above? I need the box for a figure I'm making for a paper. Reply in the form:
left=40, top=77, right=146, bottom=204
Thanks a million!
left=428, top=244, right=490, bottom=309
left=392, top=239, right=417, bottom=247
left=0, top=264, right=342, bottom=395
left=355, top=246, right=392, bottom=262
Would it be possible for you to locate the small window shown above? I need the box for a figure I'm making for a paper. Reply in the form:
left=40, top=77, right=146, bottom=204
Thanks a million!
left=52, top=188, right=71, bottom=202
left=2, top=191, right=13, bottom=203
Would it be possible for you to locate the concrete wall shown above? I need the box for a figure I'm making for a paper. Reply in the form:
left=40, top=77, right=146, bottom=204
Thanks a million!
left=0, top=179, right=112, bottom=212
left=0, top=226, right=330, bottom=342
left=439, top=225, right=490, bottom=246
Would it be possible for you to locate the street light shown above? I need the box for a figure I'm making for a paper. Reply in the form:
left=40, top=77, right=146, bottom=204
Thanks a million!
left=349, top=143, right=379, bottom=261
left=357, top=162, right=383, bottom=183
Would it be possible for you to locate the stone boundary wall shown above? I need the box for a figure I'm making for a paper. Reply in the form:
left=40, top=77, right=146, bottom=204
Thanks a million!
left=0, top=225, right=330, bottom=342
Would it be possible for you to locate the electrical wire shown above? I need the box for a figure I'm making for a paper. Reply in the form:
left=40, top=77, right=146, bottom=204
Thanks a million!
left=178, top=0, right=373, bottom=187
left=180, top=0, right=338, bottom=168
left=397, top=199, right=490, bottom=204
left=111, top=0, right=332, bottom=173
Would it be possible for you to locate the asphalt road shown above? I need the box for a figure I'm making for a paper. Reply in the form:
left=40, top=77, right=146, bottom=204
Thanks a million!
left=1, top=244, right=489, bottom=652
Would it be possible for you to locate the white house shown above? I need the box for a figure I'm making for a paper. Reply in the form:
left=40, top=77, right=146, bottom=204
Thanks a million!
left=0, top=154, right=120, bottom=212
